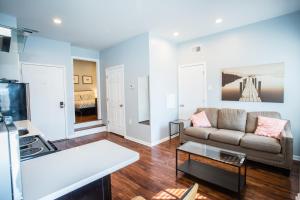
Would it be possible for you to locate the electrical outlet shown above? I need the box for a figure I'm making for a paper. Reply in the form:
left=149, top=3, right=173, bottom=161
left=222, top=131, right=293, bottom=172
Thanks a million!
left=128, top=119, right=132, bottom=125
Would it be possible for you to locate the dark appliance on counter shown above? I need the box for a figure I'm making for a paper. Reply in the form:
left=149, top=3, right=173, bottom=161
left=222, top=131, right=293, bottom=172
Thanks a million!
left=0, top=82, right=30, bottom=121
left=0, top=81, right=58, bottom=161
left=19, top=135, right=57, bottom=161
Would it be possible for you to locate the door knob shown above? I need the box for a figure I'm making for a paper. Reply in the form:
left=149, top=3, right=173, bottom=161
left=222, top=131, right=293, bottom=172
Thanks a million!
left=120, top=104, right=123, bottom=107
left=180, top=104, right=184, bottom=107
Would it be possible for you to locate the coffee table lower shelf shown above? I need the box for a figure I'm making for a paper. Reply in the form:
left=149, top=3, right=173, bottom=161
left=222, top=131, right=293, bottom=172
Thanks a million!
left=177, top=160, right=245, bottom=193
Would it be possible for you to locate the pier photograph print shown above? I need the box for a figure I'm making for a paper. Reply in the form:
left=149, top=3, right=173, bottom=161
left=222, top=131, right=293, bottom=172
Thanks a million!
left=221, top=63, right=284, bottom=103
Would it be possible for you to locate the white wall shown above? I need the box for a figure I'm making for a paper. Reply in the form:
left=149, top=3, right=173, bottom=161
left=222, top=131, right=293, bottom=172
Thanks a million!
left=149, top=34, right=178, bottom=144
left=99, top=33, right=151, bottom=143
left=177, top=11, right=300, bottom=156
left=99, top=33, right=178, bottom=145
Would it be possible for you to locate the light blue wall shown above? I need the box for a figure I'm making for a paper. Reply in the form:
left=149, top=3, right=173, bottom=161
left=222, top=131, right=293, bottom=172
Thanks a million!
left=71, top=46, right=99, bottom=60
left=0, top=12, right=16, bottom=27
left=149, top=34, right=178, bottom=143
left=99, top=33, right=151, bottom=143
left=16, top=38, right=101, bottom=138
left=0, top=13, right=20, bottom=80
left=0, top=14, right=102, bottom=138
left=177, top=11, right=300, bottom=156
left=20, top=36, right=74, bottom=136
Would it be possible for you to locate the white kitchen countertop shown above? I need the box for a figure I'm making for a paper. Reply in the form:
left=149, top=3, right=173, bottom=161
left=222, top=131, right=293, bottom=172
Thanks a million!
left=21, top=140, right=139, bottom=200
left=14, top=120, right=46, bottom=139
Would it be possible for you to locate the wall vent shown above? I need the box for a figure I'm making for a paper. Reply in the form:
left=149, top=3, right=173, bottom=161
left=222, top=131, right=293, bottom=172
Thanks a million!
left=192, top=46, right=201, bottom=53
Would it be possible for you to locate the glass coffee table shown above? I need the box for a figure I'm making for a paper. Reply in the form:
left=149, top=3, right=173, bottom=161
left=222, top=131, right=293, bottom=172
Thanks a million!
left=176, top=142, right=247, bottom=199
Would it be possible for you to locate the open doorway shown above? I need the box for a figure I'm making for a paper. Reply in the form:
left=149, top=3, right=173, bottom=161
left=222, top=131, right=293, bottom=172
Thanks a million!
left=73, top=59, right=100, bottom=124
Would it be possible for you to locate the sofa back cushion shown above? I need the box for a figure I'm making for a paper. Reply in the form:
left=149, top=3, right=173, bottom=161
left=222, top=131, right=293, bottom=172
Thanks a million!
left=190, top=111, right=212, bottom=128
left=254, top=116, right=287, bottom=139
left=195, top=108, right=218, bottom=128
left=246, top=111, right=281, bottom=133
left=217, top=108, right=247, bottom=132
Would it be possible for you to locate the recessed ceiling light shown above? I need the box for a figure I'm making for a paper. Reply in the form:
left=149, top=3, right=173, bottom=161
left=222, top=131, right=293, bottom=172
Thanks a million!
left=53, top=18, right=62, bottom=25
left=173, top=32, right=179, bottom=37
left=215, top=18, right=223, bottom=24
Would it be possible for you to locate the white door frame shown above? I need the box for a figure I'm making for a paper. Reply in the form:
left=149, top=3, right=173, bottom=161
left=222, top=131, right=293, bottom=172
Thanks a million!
left=72, top=56, right=102, bottom=128
left=105, top=64, right=126, bottom=136
left=178, top=62, right=208, bottom=116
left=20, top=62, right=68, bottom=139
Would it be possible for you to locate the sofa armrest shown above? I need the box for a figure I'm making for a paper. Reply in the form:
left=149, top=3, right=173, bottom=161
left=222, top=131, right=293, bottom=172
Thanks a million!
left=183, top=120, right=192, bottom=129
left=281, top=120, right=293, bottom=139
left=179, top=120, right=192, bottom=144
left=280, top=120, right=293, bottom=169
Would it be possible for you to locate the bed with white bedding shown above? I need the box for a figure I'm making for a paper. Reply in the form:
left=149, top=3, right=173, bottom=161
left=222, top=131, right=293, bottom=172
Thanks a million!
left=74, top=91, right=97, bottom=114
left=75, top=99, right=95, bottom=109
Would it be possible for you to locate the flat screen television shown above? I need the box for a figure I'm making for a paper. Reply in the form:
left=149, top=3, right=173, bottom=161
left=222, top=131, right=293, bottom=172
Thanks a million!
left=0, top=83, right=30, bottom=121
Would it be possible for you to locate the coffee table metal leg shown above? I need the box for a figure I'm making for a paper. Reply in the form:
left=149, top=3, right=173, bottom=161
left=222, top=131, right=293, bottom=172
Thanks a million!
left=169, top=122, right=172, bottom=140
left=238, top=167, right=241, bottom=200
left=175, top=150, right=178, bottom=177
left=244, top=161, right=247, bottom=185
left=179, top=122, right=183, bottom=136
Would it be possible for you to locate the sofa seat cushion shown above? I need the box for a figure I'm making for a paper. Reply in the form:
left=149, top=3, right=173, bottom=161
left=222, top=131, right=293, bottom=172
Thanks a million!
left=184, top=127, right=217, bottom=140
left=209, top=129, right=245, bottom=145
left=240, top=133, right=281, bottom=154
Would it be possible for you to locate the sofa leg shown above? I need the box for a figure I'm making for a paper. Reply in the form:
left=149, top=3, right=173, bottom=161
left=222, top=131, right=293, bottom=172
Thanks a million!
left=283, top=169, right=291, bottom=176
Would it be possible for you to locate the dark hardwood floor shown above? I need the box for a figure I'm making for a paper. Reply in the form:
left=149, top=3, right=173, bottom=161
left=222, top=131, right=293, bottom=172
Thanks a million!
left=75, top=114, right=98, bottom=124
left=53, top=132, right=300, bottom=200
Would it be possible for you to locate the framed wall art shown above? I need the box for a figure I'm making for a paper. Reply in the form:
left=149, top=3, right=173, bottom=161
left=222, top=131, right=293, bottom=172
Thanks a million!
left=73, top=75, right=79, bottom=84
left=221, top=63, right=284, bottom=103
left=82, top=75, right=93, bottom=84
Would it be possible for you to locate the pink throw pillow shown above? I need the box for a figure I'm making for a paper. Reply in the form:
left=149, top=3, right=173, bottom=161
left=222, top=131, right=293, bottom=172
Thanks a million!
left=190, top=111, right=212, bottom=128
left=254, top=116, right=287, bottom=139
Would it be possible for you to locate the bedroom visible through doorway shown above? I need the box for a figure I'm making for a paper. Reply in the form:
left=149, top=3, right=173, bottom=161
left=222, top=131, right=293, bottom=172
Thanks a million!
left=73, top=59, right=99, bottom=124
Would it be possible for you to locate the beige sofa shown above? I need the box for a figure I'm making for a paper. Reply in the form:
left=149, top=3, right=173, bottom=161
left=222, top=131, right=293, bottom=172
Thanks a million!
left=180, top=108, right=293, bottom=171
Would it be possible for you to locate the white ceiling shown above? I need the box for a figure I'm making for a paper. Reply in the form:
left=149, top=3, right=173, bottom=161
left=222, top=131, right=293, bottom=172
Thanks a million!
left=1, top=0, right=300, bottom=50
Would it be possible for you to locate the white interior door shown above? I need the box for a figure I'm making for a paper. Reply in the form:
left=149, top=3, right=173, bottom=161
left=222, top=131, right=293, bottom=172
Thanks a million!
left=106, top=65, right=125, bottom=136
left=178, top=64, right=207, bottom=120
left=21, top=63, right=67, bottom=141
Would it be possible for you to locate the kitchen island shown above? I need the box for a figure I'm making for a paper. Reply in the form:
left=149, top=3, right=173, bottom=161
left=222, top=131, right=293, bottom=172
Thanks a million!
left=21, top=139, right=139, bottom=200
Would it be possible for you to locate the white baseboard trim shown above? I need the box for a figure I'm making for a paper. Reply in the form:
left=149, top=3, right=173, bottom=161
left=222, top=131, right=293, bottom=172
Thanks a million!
left=125, top=136, right=152, bottom=147
left=68, top=126, right=107, bottom=139
left=74, top=120, right=103, bottom=129
left=151, top=134, right=179, bottom=147
left=293, top=155, right=300, bottom=161
left=151, top=137, right=168, bottom=146
left=124, top=134, right=179, bottom=147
